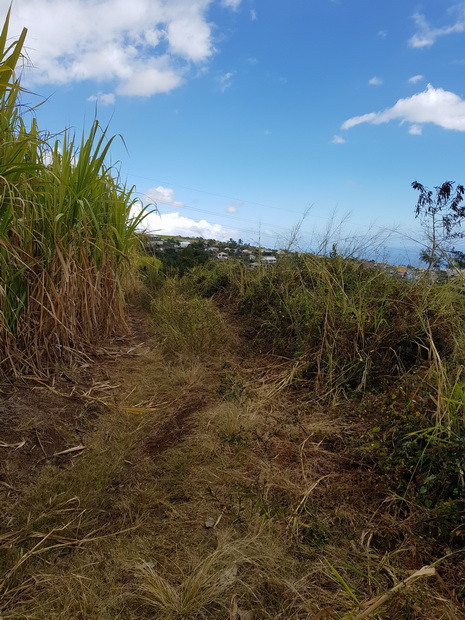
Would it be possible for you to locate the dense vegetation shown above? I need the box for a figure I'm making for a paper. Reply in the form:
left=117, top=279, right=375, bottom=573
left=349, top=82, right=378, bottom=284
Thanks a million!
left=0, top=10, right=144, bottom=375
left=1, top=9, right=464, bottom=619
left=180, top=257, right=465, bottom=525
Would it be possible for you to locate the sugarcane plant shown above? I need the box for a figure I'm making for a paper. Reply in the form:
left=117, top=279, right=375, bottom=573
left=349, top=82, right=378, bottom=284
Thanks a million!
left=0, top=8, right=147, bottom=375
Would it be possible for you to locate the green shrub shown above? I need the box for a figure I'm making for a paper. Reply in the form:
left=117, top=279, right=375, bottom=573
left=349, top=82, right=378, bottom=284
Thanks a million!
left=356, top=383, right=465, bottom=543
left=151, top=280, right=231, bottom=358
left=156, top=241, right=211, bottom=276
left=136, top=254, right=163, bottom=289
left=184, top=256, right=465, bottom=395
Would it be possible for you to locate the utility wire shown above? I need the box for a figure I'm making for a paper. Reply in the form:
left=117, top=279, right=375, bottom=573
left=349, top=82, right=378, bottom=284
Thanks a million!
left=125, top=170, right=321, bottom=219
left=134, top=190, right=294, bottom=233
left=128, top=171, right=403, bottom=239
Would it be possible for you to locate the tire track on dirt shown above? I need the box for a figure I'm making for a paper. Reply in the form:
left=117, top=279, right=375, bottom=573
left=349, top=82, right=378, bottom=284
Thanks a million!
left=144, top=396, right=209, bottom=458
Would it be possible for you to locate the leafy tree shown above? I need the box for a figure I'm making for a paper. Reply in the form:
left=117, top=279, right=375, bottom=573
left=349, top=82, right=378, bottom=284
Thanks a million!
left=448, top=248, right=465, bottom=269
left=419, top=248, right=443, bottom=270
left=157, top=241, right=210, bottom=276
left=412, top=180, right=465, bottom=270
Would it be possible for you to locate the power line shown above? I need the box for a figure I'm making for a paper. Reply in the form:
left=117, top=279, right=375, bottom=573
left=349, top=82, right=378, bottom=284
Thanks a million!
left=126, top=172, right=406, bottom=239
left=137, top=205, right=290, bottom=243
left=136, top=190, right=400, bottom=243
left=124, top=170, right=320, bottom=219
left=128, top=173, right=405, bottom=240
left=134, top=190, right=294, bottom=233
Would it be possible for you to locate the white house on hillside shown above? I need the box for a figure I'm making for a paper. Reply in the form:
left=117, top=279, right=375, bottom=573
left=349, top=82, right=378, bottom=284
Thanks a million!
left=145, top=235, right=164, bottom=247
left=261, top=256, right=277, bottom=265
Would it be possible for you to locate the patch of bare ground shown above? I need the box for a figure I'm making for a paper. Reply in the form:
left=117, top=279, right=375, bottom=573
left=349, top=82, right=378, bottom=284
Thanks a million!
left=0, top=304, right=463, bottom=619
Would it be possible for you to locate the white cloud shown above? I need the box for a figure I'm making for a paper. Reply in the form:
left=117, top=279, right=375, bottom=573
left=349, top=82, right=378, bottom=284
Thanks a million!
left=219, top=71, right=234, bottom=92
left=378, top=30, right=387, bottom=38
left=368, top=76, right=383, bottom=86
left=408, top=74, right=424, bottom=84
left=140, top=209, right=236, bottom=240
left=225, top=200, right=243, bottom=213
left=408, top=124, right=423, bottom=135
left=342, top=84, right=465, bottom=133
left=116, top=65, right=182, bottom=97
left=145, top=186, right=184, bottom=209
left=87, top=92, right=115, bottom=106
left=409, top=7, right=465, bottom=48
left=10, top=0, right=217, bottom=97
left=166, top=14, right=213, bottom=61
left=332, top=135, right=346, bottom=144
left=250, top=9, right=257, bottom=21
left=221, top=0, right=242, bottom=9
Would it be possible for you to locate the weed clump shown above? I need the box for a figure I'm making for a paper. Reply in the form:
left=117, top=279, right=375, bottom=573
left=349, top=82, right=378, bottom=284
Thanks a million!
left=151, top=280, right=232, bottom=358
left=182, top=256, right=465, bottom=552
left=184, top=256, right=465, bottom=396
left=356, top=383, right=465, bottom=543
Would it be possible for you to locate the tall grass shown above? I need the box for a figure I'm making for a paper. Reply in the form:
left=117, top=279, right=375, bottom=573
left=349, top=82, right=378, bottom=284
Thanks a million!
left=151, top=278, right=232, bottom=358
left=0, top=10, right=146, bottom=374
left=181, top=255, right=465, bottom=528
left=185, top=254, right=465, bottom=404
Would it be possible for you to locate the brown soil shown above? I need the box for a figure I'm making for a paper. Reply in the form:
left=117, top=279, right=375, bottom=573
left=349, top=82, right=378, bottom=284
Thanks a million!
left=0, top=308, right=184, bottom=493
left=144, top=396, right=208, bottom=459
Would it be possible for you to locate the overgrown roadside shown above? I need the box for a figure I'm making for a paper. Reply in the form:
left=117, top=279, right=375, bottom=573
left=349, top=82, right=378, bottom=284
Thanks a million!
left=2, top=275, right=464, bottom=618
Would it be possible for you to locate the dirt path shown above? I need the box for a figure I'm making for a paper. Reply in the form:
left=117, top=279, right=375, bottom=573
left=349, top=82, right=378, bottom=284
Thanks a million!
left=0, top=307, right=239, bottom=617
left=0, top=306, right=461, bottom=619
left=0, top=309, right=211, bottom=489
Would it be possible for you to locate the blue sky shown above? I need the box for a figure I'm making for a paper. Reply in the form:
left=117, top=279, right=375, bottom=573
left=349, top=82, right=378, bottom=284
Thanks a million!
left=7, top=0, right=465, bottom=262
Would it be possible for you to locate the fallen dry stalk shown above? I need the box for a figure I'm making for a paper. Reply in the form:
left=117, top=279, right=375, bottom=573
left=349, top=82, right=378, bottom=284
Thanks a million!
left=350, top=565, right=436, bottom=619
left=0, top=518, right=139, bottom=596
left=21, top=375, right=168, bottom=414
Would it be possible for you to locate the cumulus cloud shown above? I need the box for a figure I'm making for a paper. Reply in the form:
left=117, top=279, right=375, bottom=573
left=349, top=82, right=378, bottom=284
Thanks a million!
left=116, top=66, right=182, bottom=97
left=145, top=186, right=184, bottom=208
left=331, top=135, right=346, bottom=144
left=342, top=84, right=465, bottom=133
left=409, top=6, right=465, bottom=48
left=368, top=76, right=383, bottom=86
left=87, top=92, right=115, bottom=106
left=9, top=0, right=222, bottom=97
left=138, top=209, right=236, bottom=240
left=408, top=74, right=424, bottom=84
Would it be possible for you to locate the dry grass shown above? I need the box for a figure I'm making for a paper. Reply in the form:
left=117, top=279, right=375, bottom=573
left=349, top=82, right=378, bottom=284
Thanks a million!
left=2, top=267, right=465, bottom=618
left=136, top=536, right=265, bottom=618
left=151, top=278, right=235, bottom=359
left=2, top=323, right=464, bottom=617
